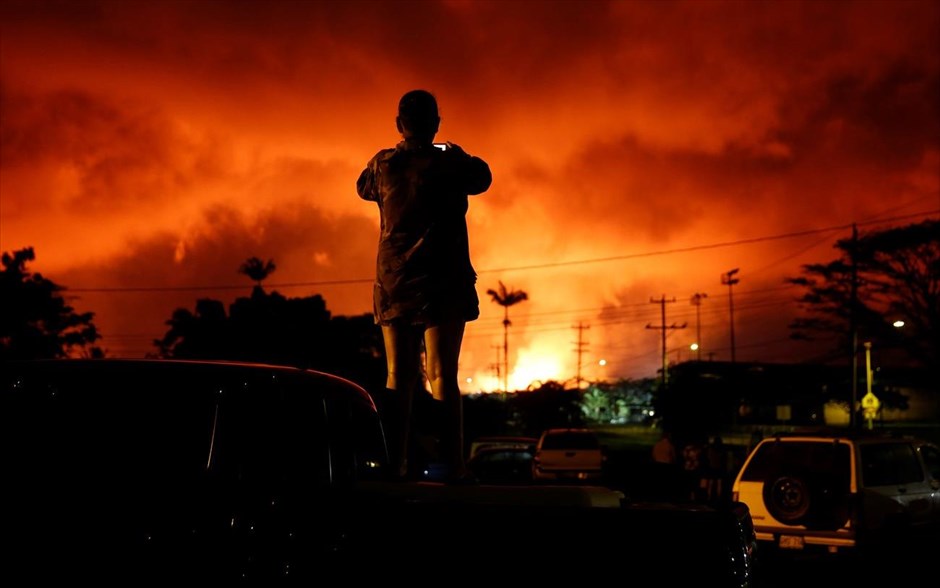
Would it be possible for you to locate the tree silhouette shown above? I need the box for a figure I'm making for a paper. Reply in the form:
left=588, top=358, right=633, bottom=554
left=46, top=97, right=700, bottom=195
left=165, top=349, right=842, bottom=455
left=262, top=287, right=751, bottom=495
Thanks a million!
left=1, top=247, right=101, bottom=359
left=238, top=257, right=276, bottom=292
left=511, top=380, right=582, bottom=435
left=486, top=281, right=529, bottom=392
left=154, top=288, right=386, bottom=392
left=788, top=219, right=939, bottom=372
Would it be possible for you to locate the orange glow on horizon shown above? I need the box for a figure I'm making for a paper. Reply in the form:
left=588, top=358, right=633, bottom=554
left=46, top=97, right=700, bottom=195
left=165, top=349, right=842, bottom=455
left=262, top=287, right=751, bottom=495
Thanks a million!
left=2, top=1, right=937, bottom=382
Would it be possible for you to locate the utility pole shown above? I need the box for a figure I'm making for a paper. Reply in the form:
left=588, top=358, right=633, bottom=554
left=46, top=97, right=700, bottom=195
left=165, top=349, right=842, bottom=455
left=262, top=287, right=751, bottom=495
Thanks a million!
left=572, top=322, right=590, bottom=389
left=849, top=224, right=859, bottom=429
left=721, top=269, right=740, bottom=363
left=690, top=292, right=708, bottom=361
left=490, top=344, right=501, bottom=391
left=502, top=318, right=509, bottom=393
left=646, top=296, right=687, bottom=392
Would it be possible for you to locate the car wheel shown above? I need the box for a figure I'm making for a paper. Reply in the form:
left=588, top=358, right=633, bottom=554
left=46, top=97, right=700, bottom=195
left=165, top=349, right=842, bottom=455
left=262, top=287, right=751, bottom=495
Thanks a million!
left=763, top=472, right=812, bottom=524
left=763, top=470, right=851, bottom=530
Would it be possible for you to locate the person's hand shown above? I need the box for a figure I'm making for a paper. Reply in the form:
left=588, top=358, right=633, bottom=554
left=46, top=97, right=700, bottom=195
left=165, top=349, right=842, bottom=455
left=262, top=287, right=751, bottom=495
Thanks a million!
left=443, top=142, right=466, bottom=155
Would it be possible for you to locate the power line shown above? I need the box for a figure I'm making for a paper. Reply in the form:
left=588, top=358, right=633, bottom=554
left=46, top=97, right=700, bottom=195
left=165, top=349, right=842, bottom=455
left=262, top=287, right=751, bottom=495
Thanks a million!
left=114, top=292, right=797, bottom=345
left=69, top=277, right=372, bottom=293
left=646, top=295, right=686, bottom=391
left=572, top=322, right=590, bottom=388
left=463, top=295, right=803, bottom=340
left=469, top=284, right=800, bottom=331
left=478, top=211, right=936, bottom=274
left=66, top=211, right=937, bottom=293
left=72, top=209, right=936, bottom=370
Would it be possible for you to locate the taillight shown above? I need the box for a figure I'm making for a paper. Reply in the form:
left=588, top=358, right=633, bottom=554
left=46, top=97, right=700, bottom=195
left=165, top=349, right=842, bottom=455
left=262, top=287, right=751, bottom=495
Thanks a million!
left=732, top=490, right=739, bottom=502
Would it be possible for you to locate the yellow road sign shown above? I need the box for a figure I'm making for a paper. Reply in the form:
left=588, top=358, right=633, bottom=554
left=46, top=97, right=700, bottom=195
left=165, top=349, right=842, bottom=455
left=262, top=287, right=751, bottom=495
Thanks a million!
left=861, top=391, right=880, bottom=411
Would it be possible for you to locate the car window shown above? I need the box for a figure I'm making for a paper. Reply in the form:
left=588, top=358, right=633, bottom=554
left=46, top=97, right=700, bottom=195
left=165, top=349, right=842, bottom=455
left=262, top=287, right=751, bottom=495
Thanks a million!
left=919, top=444, right=940, bottom=480
left=476, top=449, right=534, bottom=465
left=212, top=370, right=331, bottom=490
left=470, top=437, right=537, bottom=458
left=738, top=440, right=850, bottom=482
left=324, top=379, right=389, bottom=482
left=860, top=442, right=923, bottom=487
left=5, top=362, right=218, bottom=506
left=541, top=431, right=600, bottom=450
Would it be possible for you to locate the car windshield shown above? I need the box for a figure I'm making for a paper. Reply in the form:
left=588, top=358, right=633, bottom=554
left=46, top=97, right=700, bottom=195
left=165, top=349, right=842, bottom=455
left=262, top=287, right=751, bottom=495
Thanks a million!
left=475, top=449, right=534, bottom=464
left=541, top=431, right=600, bottom=450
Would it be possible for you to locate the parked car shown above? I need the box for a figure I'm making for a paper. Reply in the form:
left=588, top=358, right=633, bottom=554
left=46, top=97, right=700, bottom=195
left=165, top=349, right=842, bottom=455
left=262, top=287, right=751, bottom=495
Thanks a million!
left=532, top=427, right=606, bottom=482
left=3, top=358, right=390, bottom=581
left=731, top=428, right=940, bottom=555
left=621, top=499, right=758, bottom=588
left=467, top=445, right=535, bottom=484
left=468, top=435, right=537, bottom=460
left=3, top=358, right=758, bottom=585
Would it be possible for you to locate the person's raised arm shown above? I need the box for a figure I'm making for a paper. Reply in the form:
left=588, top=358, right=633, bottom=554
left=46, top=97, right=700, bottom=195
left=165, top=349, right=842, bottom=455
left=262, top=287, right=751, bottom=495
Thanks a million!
left=447, top=143, right=492, bottom=195
left=357, top=160, right=378, bottom=202
left=464, top=156, right=492, bottom=196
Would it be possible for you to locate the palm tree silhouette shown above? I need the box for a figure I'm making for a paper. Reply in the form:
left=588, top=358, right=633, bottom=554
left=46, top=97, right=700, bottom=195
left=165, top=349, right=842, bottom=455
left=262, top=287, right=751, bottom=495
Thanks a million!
left=486, top=281, right=528, bottom=392
left=238, top=257, right=276, bottom=292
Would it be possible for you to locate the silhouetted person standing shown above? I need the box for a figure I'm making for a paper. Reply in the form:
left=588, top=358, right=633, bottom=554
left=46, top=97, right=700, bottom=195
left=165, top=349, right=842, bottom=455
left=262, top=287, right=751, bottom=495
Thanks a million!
left=651, top=430, right=678, bottom=466
left=357, top=89, right=492, bottom=483
left=682, top=435, right=707, bottom=502
left=650, top=430, right=684, bottom=501
left=704, top=435, right=728, bottom=504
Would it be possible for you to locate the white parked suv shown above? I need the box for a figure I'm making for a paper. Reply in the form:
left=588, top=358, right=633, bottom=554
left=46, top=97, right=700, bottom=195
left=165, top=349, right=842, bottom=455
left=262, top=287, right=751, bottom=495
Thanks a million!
left=732, top=429, right=940, bottom=554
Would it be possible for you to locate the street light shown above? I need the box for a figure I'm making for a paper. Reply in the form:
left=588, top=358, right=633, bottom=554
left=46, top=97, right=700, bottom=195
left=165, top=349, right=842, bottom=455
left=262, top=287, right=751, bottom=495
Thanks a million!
left=721, top=269, right=740, bottom=363
left=573, top=358, right=608, bottom=388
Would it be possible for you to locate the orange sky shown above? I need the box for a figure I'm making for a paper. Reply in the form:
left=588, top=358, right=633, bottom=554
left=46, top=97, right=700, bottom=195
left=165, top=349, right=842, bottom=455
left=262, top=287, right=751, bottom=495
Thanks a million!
left=2, top=0, right=938, bottom=389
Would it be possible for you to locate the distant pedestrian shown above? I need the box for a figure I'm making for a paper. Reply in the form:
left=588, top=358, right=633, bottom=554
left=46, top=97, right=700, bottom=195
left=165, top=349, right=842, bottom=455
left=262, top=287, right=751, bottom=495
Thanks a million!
left=682, top=436, right=707, bottom=502
left=652, top=431, right=678, bottom=465
left=704, top=436, right=728, bottom=504
left=648, top=430, right=685, bottom=500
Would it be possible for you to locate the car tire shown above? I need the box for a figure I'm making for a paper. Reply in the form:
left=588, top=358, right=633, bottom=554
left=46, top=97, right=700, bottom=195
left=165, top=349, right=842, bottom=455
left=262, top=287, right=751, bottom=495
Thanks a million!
left=763, top=470, right=851, bottom=530
left=763, top=472, right=812, bottom=524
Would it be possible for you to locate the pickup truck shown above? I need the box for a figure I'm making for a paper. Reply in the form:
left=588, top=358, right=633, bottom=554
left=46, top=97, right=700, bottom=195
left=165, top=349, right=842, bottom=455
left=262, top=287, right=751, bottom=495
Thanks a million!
left=3, top=359, right=757, bottom=585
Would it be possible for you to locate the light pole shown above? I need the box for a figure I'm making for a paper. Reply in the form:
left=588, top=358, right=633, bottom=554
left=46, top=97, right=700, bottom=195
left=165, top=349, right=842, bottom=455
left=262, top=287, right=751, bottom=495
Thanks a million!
left=861, top=341, right=882, bottom=430
left=690, top=293, right=707, bottom=361
left=721, top=269, right=740, bottom=363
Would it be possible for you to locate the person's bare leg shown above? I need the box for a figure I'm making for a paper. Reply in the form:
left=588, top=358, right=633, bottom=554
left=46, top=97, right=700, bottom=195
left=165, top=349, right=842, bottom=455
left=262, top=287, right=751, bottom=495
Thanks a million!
left=424, top=320, right=468, bottom=478
left=382, top=323, right=421, bottom=478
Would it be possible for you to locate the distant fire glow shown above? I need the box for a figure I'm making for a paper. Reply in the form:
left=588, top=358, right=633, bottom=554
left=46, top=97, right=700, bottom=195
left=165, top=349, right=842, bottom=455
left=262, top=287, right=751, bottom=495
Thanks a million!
left=2, top=1, right=936, bottom=388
